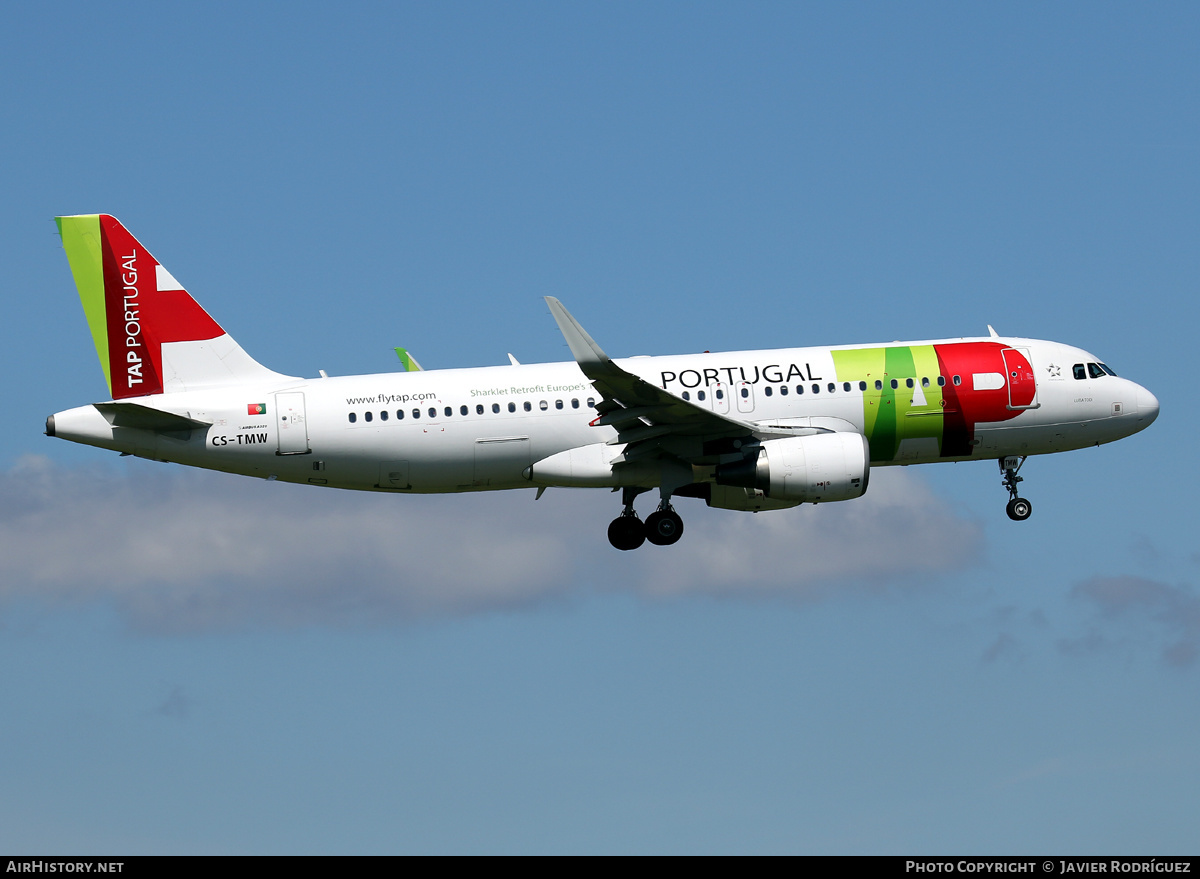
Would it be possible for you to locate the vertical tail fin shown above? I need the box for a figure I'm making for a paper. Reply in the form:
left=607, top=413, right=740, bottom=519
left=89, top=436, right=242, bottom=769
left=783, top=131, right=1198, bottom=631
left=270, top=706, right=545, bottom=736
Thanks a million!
left=56, top=214, right=289, bottom=398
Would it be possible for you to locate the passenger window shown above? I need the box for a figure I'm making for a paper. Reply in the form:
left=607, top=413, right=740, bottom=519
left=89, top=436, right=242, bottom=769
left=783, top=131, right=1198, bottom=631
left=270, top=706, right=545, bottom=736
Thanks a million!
left=796, top=385, right=804, bottom=395
left=587, top=398, right=595, bottom=408
left=508, top=402, right=516, bottom=413
left=476, top=404, right=484, bottom=415
left=922, top=377, right=930, bottom=387
left=380, top=410, right=388, bottom=421
left=828, top=383, right=836, bottom=393
left=716, top=389, right=725, bottom=400
left=843, top=382, right=852, bottom=392
left=412, top=409, right=420, bottom=419
left=740, top=388, right=749, bottom=398
left=492, top=403, right=500, bottom=414
left=460, top=405, right=468, bottom=416
left=779, top=385, right=788, bottom=396
left=890, top=379, right=898, bottom=390
left=875, top=380, right=882, bottom=391
left=859, top=381, right=867, bottom=391
left=348, top=412, right=357, bottom=423
left=539, top=400, right=548, bottom=411
left=429, top=408, right=437, bottom=418
left=555, top=400, right=563, bottom=410
left=682, top=391, right=690, bottom=401
left=571, top=399, right=579, bottom=409
left=937, top=376, right=946, bottom=387
left=763, top=386, right=772, bottom=397
left=906, top=378, right=914, bottom=388
left=952, top=375, right=961, bottom=386
left=365, top=411, right=373, bottom=422
left=524, top=401, right=532, bottom=412
left=1088, top=363, right=1106, bottom=379
left=812, top=384, right=820, bottom=394
left=697, top=390, right=706, bottom=401
left=397, top=410, right=404, bottom=420
left=444, top=407, right=452, bottom=418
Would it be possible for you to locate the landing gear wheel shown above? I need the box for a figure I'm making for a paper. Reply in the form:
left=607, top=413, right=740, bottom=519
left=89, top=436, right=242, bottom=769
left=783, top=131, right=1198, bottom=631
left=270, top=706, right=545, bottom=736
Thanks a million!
left=607, top=515, right=646, bottom=551
left=644, top=509, right=684, bottom=546
left=999, top=457, right=1032, bottom=522
left=1006, top=497, right=1032, bottom=521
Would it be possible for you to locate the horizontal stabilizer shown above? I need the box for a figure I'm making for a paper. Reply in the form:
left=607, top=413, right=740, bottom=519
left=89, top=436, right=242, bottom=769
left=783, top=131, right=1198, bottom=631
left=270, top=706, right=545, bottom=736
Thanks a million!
left=93, top=401, right=211, bottom=432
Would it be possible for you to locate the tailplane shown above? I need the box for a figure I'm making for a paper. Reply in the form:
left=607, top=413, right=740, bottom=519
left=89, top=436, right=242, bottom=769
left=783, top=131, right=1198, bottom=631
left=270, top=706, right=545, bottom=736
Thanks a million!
left=56, top=214, right=290, bottom=399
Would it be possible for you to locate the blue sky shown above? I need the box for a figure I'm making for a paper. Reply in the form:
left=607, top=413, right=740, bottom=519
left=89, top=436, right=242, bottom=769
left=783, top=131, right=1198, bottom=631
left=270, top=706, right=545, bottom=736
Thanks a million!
left=1, top=2, right=1197, bottom=853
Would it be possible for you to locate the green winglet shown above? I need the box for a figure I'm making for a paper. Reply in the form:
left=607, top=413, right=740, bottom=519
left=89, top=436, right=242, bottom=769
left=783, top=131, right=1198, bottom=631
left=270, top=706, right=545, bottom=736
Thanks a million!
left=394, top=347, right=423, bottom=372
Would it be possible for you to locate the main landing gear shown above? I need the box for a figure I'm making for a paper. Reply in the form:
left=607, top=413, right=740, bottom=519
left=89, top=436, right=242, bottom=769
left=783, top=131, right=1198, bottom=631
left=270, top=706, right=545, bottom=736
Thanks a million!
left=607, top=487, right=684, bottom=551
left=1000, top=456, right=1032, bottom=521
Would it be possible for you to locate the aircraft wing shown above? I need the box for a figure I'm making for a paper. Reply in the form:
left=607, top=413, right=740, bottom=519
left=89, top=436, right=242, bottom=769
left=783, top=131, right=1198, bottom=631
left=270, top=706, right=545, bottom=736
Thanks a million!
left=546, top=297, right=766, bottom=465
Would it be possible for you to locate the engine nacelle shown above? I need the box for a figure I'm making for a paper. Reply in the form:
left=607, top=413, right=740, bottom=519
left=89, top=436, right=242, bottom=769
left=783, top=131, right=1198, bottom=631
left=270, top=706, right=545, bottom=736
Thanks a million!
left=705, top=484, right=802, bottom=512
left=715, top=433, right=870, bottom=503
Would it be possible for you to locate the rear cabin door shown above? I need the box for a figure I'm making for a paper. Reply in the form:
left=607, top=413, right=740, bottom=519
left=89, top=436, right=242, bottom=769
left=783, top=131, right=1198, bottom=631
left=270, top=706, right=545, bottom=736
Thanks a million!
left=275, top=392, right=311, bottom=454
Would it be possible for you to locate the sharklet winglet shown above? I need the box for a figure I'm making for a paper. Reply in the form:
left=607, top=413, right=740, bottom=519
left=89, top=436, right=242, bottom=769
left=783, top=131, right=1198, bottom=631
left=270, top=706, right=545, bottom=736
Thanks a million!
left=545, top=297, right=611, bottom=368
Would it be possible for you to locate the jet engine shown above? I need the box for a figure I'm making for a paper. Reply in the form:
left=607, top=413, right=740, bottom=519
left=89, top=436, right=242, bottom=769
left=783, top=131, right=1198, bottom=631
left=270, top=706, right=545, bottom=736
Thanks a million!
left=714, top=432, right=870, bottom=503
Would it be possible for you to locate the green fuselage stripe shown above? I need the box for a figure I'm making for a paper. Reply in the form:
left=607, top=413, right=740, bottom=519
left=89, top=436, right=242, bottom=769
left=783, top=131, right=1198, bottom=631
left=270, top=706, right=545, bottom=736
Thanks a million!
left=833, top=345, right=946, bottom=462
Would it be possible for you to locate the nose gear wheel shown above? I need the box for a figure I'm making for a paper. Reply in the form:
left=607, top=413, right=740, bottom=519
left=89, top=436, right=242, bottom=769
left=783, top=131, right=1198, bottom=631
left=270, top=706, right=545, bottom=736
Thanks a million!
left=1000, top=456, right=1032, bottom=521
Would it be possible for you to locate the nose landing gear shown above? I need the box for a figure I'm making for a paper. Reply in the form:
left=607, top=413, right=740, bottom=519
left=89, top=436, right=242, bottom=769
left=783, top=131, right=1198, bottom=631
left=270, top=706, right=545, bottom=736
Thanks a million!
left=1000, top=456, right=1032, bottom=521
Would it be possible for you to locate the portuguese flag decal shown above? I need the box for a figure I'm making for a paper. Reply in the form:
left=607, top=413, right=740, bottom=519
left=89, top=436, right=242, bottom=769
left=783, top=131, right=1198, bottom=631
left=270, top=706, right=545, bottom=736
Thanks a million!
left=247, top=403, right=266, bottom=415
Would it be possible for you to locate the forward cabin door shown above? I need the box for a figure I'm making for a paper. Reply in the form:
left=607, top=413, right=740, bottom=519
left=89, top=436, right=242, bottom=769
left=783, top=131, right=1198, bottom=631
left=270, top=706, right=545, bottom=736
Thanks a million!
left=275, top=392, right=311, bottom=454
left=1002, top=348, right=1039, bottom=410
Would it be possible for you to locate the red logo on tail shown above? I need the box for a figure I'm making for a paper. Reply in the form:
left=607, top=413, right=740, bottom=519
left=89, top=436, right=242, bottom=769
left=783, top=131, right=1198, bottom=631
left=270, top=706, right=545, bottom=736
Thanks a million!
left=98, top=215, right=224, bottom=398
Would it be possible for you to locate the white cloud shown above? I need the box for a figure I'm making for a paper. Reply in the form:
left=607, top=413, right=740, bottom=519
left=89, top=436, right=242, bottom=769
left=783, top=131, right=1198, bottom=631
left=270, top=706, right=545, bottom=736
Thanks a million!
left=0, top=455, right=579, bottom=630
left=0, top=456, right=984, bottom=630
left=633, top=467, right=984, bottom=598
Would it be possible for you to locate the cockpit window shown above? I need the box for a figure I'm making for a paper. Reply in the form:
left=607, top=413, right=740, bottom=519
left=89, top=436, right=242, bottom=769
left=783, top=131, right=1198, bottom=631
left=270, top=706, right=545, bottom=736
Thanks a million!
left=1087, top=363, right=1106, bottom=379
left=1073, top=364, right=1086, bottom=380
left=1099, top=363, right=1117, bottom=376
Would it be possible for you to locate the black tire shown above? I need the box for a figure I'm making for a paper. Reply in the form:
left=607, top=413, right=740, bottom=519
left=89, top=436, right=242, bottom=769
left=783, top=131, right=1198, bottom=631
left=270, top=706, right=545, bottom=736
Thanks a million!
left=644, top=509, right=684, bottom=546
left=1006, top=497, right=1033, bottom=521
left=607, top=516, right=646, bottom=551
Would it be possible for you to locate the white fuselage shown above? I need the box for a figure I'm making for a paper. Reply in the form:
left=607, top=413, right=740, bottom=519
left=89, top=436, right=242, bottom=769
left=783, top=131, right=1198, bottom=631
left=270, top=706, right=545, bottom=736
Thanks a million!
left=48, top=336, right=1158, bottom=495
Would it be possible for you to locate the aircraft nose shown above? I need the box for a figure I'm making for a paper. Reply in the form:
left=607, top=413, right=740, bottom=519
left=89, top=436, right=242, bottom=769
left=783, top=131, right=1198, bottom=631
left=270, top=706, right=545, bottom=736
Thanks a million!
left=1136, top=385, right=1160, bottom=425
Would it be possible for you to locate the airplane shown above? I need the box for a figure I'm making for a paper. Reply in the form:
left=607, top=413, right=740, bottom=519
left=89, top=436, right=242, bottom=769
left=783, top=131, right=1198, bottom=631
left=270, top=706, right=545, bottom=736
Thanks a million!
left=47, top=214, right=1160, bottom=551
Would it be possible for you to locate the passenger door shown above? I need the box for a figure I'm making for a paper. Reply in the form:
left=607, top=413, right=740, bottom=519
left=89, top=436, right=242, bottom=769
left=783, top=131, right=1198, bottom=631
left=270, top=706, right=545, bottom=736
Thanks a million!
left=1002, top=348, right=1039, bottom=410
